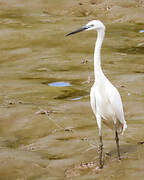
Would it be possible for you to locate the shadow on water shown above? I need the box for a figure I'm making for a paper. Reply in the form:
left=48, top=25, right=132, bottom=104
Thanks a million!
left=118, top=46, right=144, bottom=54
left=53, top=88, right=87, bottom=100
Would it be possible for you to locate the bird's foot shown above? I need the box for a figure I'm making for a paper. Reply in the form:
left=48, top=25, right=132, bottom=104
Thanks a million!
left=118, top=157, right=121, bottom=161
left=99, top=163, right=103, bottom=169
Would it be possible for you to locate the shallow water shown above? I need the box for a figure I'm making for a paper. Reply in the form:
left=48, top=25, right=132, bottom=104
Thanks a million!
left=139, top=30, right=144, bottom=33
left=48, top=82, right=71, bottom=87
left=0, top=0, right=144, bottom=180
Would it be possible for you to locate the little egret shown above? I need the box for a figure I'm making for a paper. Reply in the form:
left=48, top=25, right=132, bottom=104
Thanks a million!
left=66, top=20, right=127, bottom=168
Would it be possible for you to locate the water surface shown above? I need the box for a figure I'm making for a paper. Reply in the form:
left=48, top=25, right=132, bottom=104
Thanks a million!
left=48, top=82, right=71, bottom=87
left=0, top=0, right=144, bottom=180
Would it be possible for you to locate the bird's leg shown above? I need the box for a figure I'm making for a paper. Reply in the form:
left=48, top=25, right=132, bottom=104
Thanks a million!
left=98, top=135, right=103, bottom=168
left=114, top=123, right=121, bottom=160
left=96, top=114, right=103, bottom=168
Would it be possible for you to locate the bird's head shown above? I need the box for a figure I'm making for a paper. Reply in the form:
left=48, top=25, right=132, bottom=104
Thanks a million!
left=66, top=20, right=105, bottom=36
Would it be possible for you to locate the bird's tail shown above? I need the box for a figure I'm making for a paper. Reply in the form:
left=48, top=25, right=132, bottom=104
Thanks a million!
left=102, top=119, right=127, bottom=135
left=116, top=120, right=127, bottom=135
left=121, top=122, right=127, bottom=135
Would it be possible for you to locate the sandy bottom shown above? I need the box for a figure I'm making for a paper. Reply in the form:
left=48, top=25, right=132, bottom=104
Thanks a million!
left=0, top=0, right=144, bottom=179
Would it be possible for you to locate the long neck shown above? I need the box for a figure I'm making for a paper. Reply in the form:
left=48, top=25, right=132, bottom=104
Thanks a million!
left=94, top=28, right=105, bottom=79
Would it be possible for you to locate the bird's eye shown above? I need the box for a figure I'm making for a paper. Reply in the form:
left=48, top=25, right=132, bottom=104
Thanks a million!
left=90, top=24, right=94, bottom=27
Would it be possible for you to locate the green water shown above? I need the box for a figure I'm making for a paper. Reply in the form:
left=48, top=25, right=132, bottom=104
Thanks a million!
left=0, top=1, right=144, bottom=180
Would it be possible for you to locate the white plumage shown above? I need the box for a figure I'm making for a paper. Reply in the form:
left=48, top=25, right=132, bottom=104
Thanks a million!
left=66, top=20, right=127, bottom=168
left=90, top=71, right=127, bottom=134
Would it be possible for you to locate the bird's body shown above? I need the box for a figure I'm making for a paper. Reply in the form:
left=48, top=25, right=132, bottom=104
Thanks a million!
left=66, top=20, right=127, bottom=168
left=90, top=73, right=127, bottom=133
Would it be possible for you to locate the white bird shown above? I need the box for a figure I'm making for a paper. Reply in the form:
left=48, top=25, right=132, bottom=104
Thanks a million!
left=66, top=20, right=127, bottom=168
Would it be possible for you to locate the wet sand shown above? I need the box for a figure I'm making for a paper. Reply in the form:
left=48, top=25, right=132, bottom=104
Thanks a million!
left=0, top=0, right=144, bottom=179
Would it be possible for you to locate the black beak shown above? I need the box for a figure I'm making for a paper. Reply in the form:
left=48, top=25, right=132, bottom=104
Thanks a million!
left=66, top=26, right=88, bottom=36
